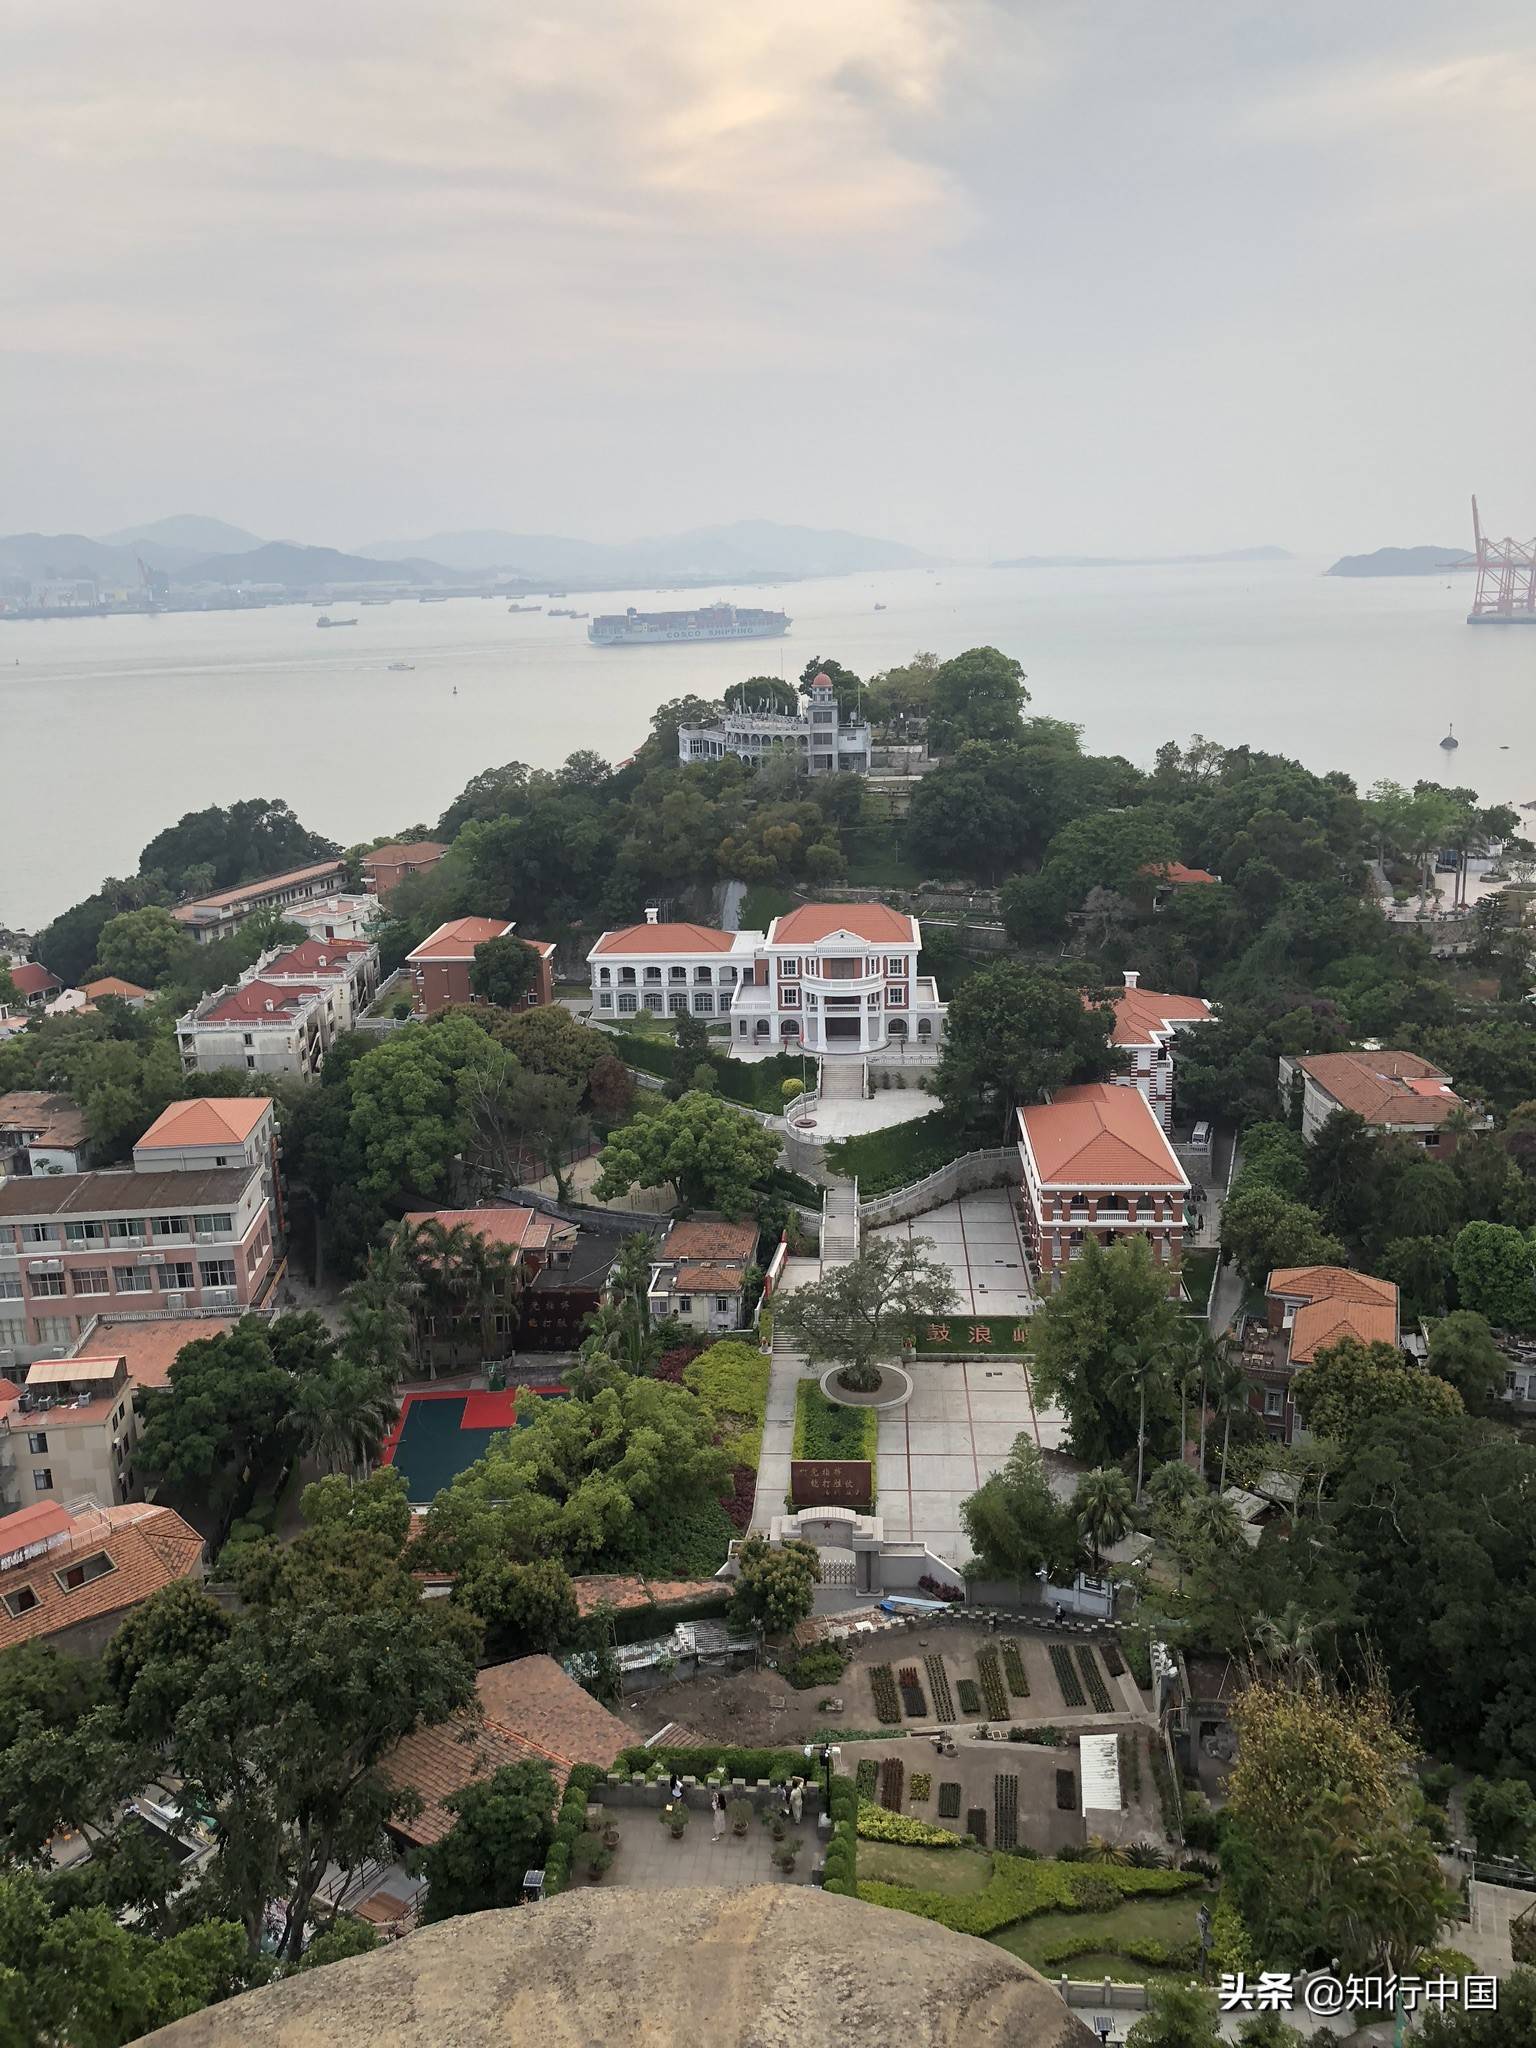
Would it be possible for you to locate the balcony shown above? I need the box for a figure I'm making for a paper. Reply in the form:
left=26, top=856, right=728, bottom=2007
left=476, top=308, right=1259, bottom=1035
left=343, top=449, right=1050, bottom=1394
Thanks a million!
left=797, top=966, right=882, bottom=995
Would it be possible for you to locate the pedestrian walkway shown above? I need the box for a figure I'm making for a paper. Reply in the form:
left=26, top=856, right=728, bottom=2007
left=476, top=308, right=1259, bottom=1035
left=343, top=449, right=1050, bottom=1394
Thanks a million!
left=821, top=1179, right=860, bottom=1267
left=870, top=1191, right=1033, bottom=1315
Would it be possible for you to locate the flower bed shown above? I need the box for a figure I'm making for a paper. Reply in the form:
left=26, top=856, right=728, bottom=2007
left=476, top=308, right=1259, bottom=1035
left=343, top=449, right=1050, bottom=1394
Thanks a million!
left=856, top=1803, right=964, bottom=1848
left=993, top=1774, right=1019, bottom=1853
left=1049, top=1645, right=1086, bottom=1708
left=719, top=1463, right=756, bottom=1531
left=898, top=1665, right=928, bottom=1718
left=957, top=1678, right=981, bottom=1716
left=976, top=1647, right=1010, bottom=1720
left=856, top=1759, right=878, bottom=1802
left=919, top=1573, right=964, bottom=1602
left=1001, top=1639, right=1030, bottom=1698
left=1075, top=1646, right=1114, bottom=1714
left=1101, top=1642, right=1126, bottom=1680
left=967, top=1807, right=988, bottom=1846
left=938, top=1782, right=962, bottom=1819
left=857, top=1858, right=1199, bottom=1940
left=1056, top=1769, right=1078, bottom=1812
left=792, top=1376, right=879, bottom=1464
left=879, top=1757, right=905, bottom=1812
left=925, top=1654, right=955, bottom=1723
left=910, top=1771, right=932, bottom=1803
left=870, top=1664, right=901, bottom=1725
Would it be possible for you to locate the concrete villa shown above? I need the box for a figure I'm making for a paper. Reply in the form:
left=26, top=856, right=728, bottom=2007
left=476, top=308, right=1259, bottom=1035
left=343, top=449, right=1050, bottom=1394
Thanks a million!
left=1017, top=1083, right=1189, bottom=1296
left=1278, top=1048, right=1484, bottom=1150
left=587, top=901, right=945, bottom=1057
left=1106, top=971, right=1214, bottom=1134
left=675, top=671, right=872, bottom=777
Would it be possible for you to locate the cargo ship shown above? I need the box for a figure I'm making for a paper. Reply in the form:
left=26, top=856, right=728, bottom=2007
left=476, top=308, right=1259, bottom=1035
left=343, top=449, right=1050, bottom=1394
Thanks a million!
left=588, top=602, right=791, bottom=646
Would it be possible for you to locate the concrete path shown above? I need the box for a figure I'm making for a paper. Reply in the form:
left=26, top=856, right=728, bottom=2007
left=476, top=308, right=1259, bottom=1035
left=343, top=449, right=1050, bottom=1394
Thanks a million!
left=752, top=1339, right=817, bottom=1533
left=875, top=1357, right=1067, bottom=1558
left=870, top=1191, right=1034, bottom=1316
left=1460, top=1877, right=1525, bottom=1976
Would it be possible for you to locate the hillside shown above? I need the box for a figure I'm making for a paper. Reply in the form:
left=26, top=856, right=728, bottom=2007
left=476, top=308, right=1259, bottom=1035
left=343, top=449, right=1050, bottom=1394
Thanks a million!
left=177, top=541, right=455, bottom=586
left=1326, top=545, right=1468, bottom=577
left=0, top=532, right=155, bottom=582
left=992, top=546, right=1292, bottom=568
left=102, top=514, right=265, bottom=555
left=358, top=518, right=938, bottom=581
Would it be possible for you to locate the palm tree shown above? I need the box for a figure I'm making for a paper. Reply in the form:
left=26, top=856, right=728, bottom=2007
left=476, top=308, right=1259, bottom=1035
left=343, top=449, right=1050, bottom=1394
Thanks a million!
left=1187, top=1329, right=1236, bottom=1481
left=1074, top=1467, right=1135, bottom=1572
left=1250, top=1604, right=1326, bottom=1689
left=1181, top=1491, right=1243, bottom=1555
left=1084, top=1833, right=1129, bottom=1865
left=1207, top=1350, right=1254, bottom=1493
left=347, top=1236, right=421, bottom=1376
left=465, top=1234, right=525, bottom=1365
left=1109, top=1340, right=1169, bottom=1505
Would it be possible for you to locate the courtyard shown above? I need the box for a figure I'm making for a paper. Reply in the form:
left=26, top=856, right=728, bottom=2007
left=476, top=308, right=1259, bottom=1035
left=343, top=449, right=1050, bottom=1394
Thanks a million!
left=875, top=1355, right=1065, bottom=1557
left=869, top=1190, right=1035, bottom=1316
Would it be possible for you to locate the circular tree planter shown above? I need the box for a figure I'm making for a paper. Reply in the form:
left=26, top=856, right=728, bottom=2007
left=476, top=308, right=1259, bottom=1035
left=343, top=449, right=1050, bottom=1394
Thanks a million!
left=818, top=1364, right=912, bottom=1411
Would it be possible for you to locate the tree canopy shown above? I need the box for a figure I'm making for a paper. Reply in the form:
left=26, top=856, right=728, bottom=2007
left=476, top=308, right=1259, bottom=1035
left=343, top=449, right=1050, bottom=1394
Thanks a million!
left=935, top=963, right=1114, bottom=1114
left=592, top=1092, right=780, bottom=1214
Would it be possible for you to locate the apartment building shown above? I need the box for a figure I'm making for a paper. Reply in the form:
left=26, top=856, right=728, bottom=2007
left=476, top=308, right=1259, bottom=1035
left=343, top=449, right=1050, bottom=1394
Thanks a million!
left=647, top=1216, right=759, bottom=1335
left=0, top=1092, right=96, bottom=1177
left=1241, top=1267, right=1402, bottom=1444
left=177, top=978, right=329, bottom=1077
left=1106, top=971, right=1214, bottom=1134
left=0, top=1165, right=275, bottom=1370
left=257, top=936, right=379, bottom=1031
left=0, top=1353, right=139, bottom=1511
left=406, top=916, right=555, bottom=1015
left=0, top=1499, right=205, bottom=1658
left=133, top=1096, right=282, bottom=1239
left=361, top=841, right=447, bottom=902
left=586, top=901, right=946, bottom=1057
left=170, top=858, right=347, bottom=945
left=1017, top=1082, right=1190, bottom=1296
left=1277, top=1048, right=1484, bottom=1151
left=286, top=894, right=382, bottom=943
left=676, top=672, right=872, bottom=777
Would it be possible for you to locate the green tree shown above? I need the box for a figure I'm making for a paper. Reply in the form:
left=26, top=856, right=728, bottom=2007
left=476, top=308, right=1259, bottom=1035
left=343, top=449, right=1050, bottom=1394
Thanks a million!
left=1292, top=1336, right=1464, bottom=1442
left=592, top=1092, right=780, bottom=1214
left=94, top=906, right=194, bottom=989
left=1073, top=1467, right=1136, bottom=1572
left=1220, top=1182, right=1346, bottom=1292
left=487, top=1002, right=605, bottom=1089
left=140, top=796, right=335, bottom=896
left=455, top=1557, right=579, bottom=1661
left=0, top=1643, right=135, bottom=1865
left=772, top=1238, right=957, bottom=1392
left=420, top=1761, right=558, bottom=1922
left=1029, top=1239, right=1180, bottom=1466
left=1464, top=1775, right=1536, bottom=1860
left=345, top=1013, right=505, bottom=1202
left=935, top=963, right=1114, bottom=1115
left=1417, top=1966, right=1536, bottom=2045
left=960, top=1436, right=1081, bottom=1596
left=1427, top=1310, right=1507, bottom=1412
left=133, top=1319, right=297, bottom=1544
left=1452, top=1220, right=1536, bottom=1330
left=469, top=934, right=539, bottom=1008
left=926, top=645, right=1028, bottom=752
left=733, top=1535, right=821, bottom=1632
left=102, top=1580, right=233, bottom=1745
left=1126, top=1981, right=1223, bottom=2048
left=296, top=1468, right=414, bottom=1550
left=295, top=1917, right=380, bottom=1970
left=724, top=675, right=800, bottom=716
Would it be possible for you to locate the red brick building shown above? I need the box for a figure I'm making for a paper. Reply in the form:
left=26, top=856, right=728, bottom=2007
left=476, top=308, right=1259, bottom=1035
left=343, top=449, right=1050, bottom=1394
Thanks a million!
left=406, top=917, right=554, bottom=1016
left=361, top=841, right=448, bottom=903
left=1016, top=1083, right=1190, bottom=1296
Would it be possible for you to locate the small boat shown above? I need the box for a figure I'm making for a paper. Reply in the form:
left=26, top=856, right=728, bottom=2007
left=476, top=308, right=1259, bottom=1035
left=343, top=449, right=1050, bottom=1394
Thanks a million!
left=1440, top=724, right=1459, bottom=751
left=507, top=603, right=543, bottom=614
left=873, top=602, right=887, bottom=611
left=387, top=661, right=415, bottom=671
left=316, top=615, right=357, bottom=629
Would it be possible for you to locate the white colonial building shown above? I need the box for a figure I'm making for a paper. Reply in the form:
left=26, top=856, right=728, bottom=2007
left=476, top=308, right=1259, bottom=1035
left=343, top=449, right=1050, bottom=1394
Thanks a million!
left=1106, top=970, right=1214, bottom=1134
left=676, top=672, right=872, bottom=777
left=587, top=902, right=945, bottom=1058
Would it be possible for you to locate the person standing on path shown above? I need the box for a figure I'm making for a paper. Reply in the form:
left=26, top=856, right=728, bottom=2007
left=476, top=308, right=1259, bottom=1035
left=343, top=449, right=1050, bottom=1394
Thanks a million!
left=711, top=1789, right=727, bottom=1841
left=789, top=1777, right=804, bottom=1826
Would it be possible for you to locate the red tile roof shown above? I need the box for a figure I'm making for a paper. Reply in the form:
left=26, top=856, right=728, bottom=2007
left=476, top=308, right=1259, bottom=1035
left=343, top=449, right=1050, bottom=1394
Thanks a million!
left=86, top=1316, right=238, bottom=1392
left=407, top=916, right=515, bottom=961
left=135, top=1097, right=272, bottom=1148
left=362, top=842, right=447, bottom=867
left=1295, top=1050, right=1464, bottom=1128
left=769, top=903, right=917, bottom=946
left=262, top=939, right=371, bottom=976
left=1018, top=1083, right=1188, bottom=1188
left=673, top=1263, right=749, bottom=1291
left=1266, top=1266, right=1400, bottom=1366
left=1108, top=985, right=1213, bottom=1048
left=10, top=963, right=61, bottom=998
left=0, top=1503, right=205, bottom=1652
left=662, top=1217, right=758, bottom=1262
left=0, top=1503, right=73, bottom=1553
left=590, top=922, right=737, bottom=956
left=198, top=980, right=322, bottom=1024
left=400, top=1204, right=558, bottom=1253
left=1267, top=1266, right=1397, bottom=1305
left=80, top=977, right=152, bottom=1001
left=380, top=1656, right=630, bottom=1847
left=1142, top=862, right=1219, bottom=886
left=0, top=1090, right=90, bottom=1150
left=570, top=1574, right=722, bottom=1618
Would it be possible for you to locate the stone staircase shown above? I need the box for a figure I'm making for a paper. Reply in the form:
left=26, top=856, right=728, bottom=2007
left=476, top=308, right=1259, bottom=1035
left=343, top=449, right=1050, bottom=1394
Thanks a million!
left=817, top=1055, right=868, bottom=1102
left=821, top=1178, right=860, bottom=1269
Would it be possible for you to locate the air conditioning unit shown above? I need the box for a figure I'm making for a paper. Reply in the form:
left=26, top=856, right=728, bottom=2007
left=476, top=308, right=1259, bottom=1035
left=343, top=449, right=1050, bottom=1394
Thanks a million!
left=195, top=1231, right=217, bottom=1243
left=165, top=1293, right=186, bottom=1312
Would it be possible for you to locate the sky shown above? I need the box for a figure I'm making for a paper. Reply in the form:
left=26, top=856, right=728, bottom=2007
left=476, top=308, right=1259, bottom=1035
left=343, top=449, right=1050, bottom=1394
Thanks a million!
left=3, top=0, right=1533, bottom=559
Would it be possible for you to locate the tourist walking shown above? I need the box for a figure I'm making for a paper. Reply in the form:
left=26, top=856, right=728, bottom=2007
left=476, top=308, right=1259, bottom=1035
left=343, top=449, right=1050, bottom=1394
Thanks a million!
left=711, top=1789, right=726, bottom=1841
left=789, top=1776, right=804, bottom=1825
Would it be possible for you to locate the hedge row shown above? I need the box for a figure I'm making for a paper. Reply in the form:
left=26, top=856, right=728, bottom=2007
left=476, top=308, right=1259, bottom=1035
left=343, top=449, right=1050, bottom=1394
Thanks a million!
left=856, top=1860, right=1198, bottom=1941
left=822, top=1773, right=860, bottom=1897
left=855, top=1803, right=969, bottom=1850
left=542, top=1764, right=606, bottom=1897
left=613, top=1744, right=812, bottom=1782
left=792, top=1377, right=879, bottom=1466
left=1037, top=1930, right=1201, bottom=1972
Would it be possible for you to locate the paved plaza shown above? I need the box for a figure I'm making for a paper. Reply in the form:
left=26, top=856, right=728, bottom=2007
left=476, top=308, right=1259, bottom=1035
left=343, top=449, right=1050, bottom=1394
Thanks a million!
left=593, top=1814, right=815, bottom=1891
left=870, top=1190, right=1035, bottom=1315
left=876, top=1357, right=1066, bottom=1558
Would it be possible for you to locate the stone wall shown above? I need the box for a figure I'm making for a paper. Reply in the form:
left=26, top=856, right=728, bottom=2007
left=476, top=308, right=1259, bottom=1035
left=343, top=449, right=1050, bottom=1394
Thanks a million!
left=856, top=1147, right=1015, bottom=1227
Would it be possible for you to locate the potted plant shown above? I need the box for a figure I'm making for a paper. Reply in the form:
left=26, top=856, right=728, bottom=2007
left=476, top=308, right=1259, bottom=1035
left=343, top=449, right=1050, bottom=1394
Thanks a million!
left=770, top=1815, right=786, bottom=1843
left=573, top=1832, right=611, bottom=1883
left=729, top=1798, right=752, bottom=1838
left=603, top=1822, right=621, bottom=1852
left=779, top=1836, right=803, bottom=1874
left=661, top=1802, right=690, bottom=1840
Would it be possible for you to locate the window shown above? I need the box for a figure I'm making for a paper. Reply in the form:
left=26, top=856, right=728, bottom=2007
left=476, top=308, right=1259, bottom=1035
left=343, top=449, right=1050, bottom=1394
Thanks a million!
left=152, top=1217, right=190, bottom=1239
left=1, top=1586, right=40, bottom=1618
left=64, top=1221, right=105, bottom=1245
left=214, top=1154, right=228, bottom=1166
left=719, top=966, right=736, bottom=985
left=643, top=966, right=662, bottom=982
left=107, top=1219, right=145, bottom=1242
left=0, top=1319, right=25, bottom=1349
left=643, top=993, right=663, bottom=1014
left=27, top=1432, right=48, bottom=1454
left=35, top=1318, right=74, bottom=1344
left=599, top=992, right=613, bottom=1011
left=199, top=1260, right=238, bottom=1288
left=692, top=993, right=713, bottom=1014
left=619, top=966, right=636, bottom=985
left=715, top=1296, right=731, bottom=1314
left=113, top=1266, right=153, bottom=1293
left=56, top=1551, right=114, bottom=1592
left=1263, top=1389, right=1284, bottom=1418
left=199, top=1213, right=234, bottom=1235
left=29, top=1273, right=66, bottom=1297
left=779, top=985, right=800, bottom=1008
left=617, top=991, right=637, bottom=1014
left=677, top=1295, right=692, bottom=1313
left=243, top=1033, right=253, bottom=1047
left=599, top=967, right=611, bottom=985
left=693, top=965, right=712, bottom=983
left=886, top=956, right=905, bottom=974
left=668, top=993, right=687, bottom=1015
left=0, top=1275, right=20, bottom=1300
left=21, top=1225, right=54, bottom=1246
left=33, top=1469, right=53, bottom=1492
left=668, top=965, right=687, bottom=983
left=158, top=1262, right=195, bottom=1290
left=71, top=1269, right=109, bottom=1295
left=780, top=957, right=799, bottom=977
left=886, top=983, right=907, bottom=1006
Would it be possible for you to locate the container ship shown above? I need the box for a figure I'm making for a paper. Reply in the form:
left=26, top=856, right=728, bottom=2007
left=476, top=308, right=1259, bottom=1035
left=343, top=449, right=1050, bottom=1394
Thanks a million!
left=588, top=602, right=790, bottom=646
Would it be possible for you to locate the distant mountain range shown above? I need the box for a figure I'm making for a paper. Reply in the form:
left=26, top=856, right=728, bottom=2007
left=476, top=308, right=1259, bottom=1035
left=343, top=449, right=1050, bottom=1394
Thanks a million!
left=102, top=514, right=266, bottom=556
left=357, top=518, right=939, bottom=581
left=1325, top=545, right=1469, bottom=578
left=178, top=541, right=459, bottom=586
left=991, top=546, right=1292, bottom=569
